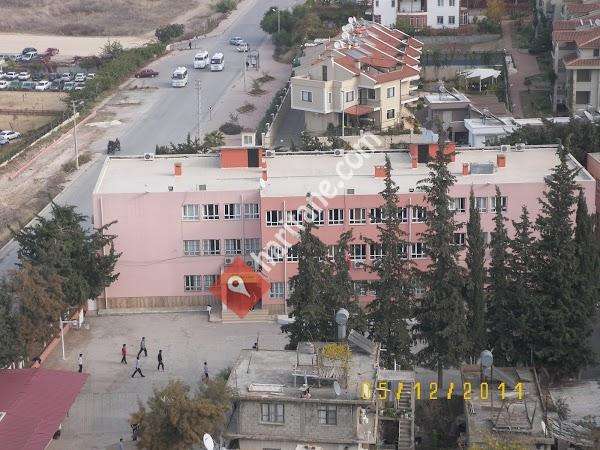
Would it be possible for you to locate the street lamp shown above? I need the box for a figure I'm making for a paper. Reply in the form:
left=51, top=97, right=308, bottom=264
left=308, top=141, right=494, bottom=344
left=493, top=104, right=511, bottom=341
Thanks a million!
left=340, top=90, right=345, bottom=137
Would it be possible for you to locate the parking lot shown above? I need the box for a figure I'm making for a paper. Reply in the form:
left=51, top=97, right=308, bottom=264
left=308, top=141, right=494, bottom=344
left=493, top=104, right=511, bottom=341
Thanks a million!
left=43, top=312, right=288, bottom=450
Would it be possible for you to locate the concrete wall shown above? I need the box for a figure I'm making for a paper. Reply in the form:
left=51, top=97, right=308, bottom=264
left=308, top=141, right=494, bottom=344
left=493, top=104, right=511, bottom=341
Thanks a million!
left=263, top=87, right=291, bottom=149
left=417, top=34, right=500, bottom=45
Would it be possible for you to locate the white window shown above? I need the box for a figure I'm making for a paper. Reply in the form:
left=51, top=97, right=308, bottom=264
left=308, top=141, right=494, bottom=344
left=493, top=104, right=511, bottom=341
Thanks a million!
left=244, top=203, right=259, bottom=219
left=328, top=92, right=332, bottom=103
left=328, top=208, right=344, bottom=225
left=437, top=16, right=444, bottom=24
left=386, top=86, right=395, bottom=98
left=475, top=197, right=488, bottom=212
left=287, top=246, right=299, bottom=262
left=203, top=204, right=219, bottom=220
left=183, top=240, right=201, bottom=256
left=202, top=239, right=221, bottom=255
left=370, top=243, right=384, bottom=259
left=437, top=0, right=444, bottom=6
left=182, top=204, right=200, bottom=220
left=318, top=405, right=337, bottom=425
left=266, top=210, right=283, bottom=226
left=349, top=208, right=366, bottom=224
left=184, top=275, right=202, bottom=291
left=453, top=233, right=466, bottom=246
left=391, top=0, right=395, bottom=6
left=301, top=90, right=313, bottom=102
left=350, top=243, right=367, bottom=261
left=204, top=274, right=217, bottom=290
left=306, top=208, right=324, bottom=225
left=244, top=238, right=261, bottom=254
left=261, top=403, right=284, bottom=423
left=224, top=203, right=241, bottom=220
left=386, top=109, right=395, bottom=119
left=327, top=245, right=339, bottom=259
left=345, top=90, right=355, bottom=102
left=491, top=196, right=508, bottom=212
left=268, top=245, right=284, bottom=262
left=448, top=15, right=455, bottom=24
left=449, top=0, right=455, bottom=5
left=411, top=206, right=427, bottom=223
left=398, top=243, right=408, bottom=259
left=286, top=209, right=303, bottom=225
left=270, top=282, right=285, bottom=298
left=411, top=242, right=425, bottom=259
left=399, top=207, right=409, bottom=223
left=449, top=197, right=466, bottom=213
left=225, top=239, right=242, bottom=255
left=370, top=207, right=384, bottom=224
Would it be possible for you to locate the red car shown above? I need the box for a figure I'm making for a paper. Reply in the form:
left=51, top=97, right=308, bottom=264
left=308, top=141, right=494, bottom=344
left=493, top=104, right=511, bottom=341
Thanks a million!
left=135, top=68, right=159, bottom=78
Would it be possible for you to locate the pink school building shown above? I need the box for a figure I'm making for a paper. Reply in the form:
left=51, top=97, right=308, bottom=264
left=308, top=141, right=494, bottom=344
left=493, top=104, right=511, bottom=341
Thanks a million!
left=92, top=145, right=596, bottom=318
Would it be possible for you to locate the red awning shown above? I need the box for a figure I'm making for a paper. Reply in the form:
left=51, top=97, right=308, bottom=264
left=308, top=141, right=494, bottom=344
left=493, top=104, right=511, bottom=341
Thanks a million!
left=344, top=105, right=374, bottom=116
left=0, top=369, right=88, bottom=450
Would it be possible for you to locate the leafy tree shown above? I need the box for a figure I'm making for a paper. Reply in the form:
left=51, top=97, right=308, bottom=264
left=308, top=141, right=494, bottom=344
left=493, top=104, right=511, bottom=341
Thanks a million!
left=414, top=132, right=469, bottom=386
left=8, top=263, right=65, bottom=358
left=203, top=131, right=225, bottom=149
left=155, top=133, right=213, bottom=155
left=366, top=155, right=414, bottom=369
left=486, top=0, right=505, bottom=22
left=533, top=144, right=593, bottom=378
left=465, top=189, right=486, bottom=360
left=260, top=7, right=294, bottom=34
left=102, top=40, right=124, bottom=59
left=487, top=188, right=515, bottom=364
left=0, top=281, right=22, bottom=367
left=155, top=24, right=185, bottom=44
left=131, top=379, right=231, bottom=450
left=13, top=203, right=120, bottom=308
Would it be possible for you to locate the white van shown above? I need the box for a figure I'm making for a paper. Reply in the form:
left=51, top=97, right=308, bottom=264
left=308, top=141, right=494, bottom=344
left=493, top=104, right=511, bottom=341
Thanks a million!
left=210, top=53, right=225, bottom=72
left=171, top=66, right=188, bottom=87
left=193, top=51, right=210, bottom=69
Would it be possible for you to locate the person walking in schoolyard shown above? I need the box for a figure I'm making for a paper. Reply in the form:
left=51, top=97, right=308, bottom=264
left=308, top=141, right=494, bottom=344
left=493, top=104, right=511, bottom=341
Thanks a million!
left=77, top=354, right=83, bottom=373
left=137, top=337, right=147, bottom=358
left=121, top=344, right=127, bottom=364
left=118, top=437, right=125, bottom=450
left=157, top=350, right=164, bottom=371
left=131, top=356, right=145, bottom=378
left=203, top=361, right=209, bottom=381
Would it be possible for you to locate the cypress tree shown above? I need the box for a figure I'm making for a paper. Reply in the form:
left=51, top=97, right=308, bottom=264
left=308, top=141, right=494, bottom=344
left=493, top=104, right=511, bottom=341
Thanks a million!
left=487, top=187, right=514, bottom=364
left=0, top=281, right=22, bottom=367
left=414, top=133, right=469, bottom=386
left=366, top=155, right=414, bottom=369
left=465, top=188, right=486, bottom=360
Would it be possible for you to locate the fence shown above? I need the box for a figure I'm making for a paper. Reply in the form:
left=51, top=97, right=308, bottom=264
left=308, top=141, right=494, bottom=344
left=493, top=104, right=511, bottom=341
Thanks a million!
left=259, top=82, right=290, bottom=149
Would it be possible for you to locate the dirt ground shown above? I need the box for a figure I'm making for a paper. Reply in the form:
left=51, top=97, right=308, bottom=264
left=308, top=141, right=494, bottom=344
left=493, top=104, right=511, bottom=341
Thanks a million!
left=0, top=91, right=67, bottom=135
left=0, top=114, right=57, bottom=132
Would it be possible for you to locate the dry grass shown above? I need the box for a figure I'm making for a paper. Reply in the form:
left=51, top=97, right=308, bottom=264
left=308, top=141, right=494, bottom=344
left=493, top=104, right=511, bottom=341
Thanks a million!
left=0, top=91, right=67, bottom=110
left=0, top=0, right=200, bottom=36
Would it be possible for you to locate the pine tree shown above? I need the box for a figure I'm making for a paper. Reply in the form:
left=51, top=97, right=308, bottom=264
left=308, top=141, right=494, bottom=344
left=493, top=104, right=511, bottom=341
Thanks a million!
left=487, top=187, right=514, bottom=364
left=534, top=144, right=591, bottom=378
left=414, top=132, right=469, bottom=386
left=509, top=207, right=537, bottom=366
left=0, top=281, right=22, bottom=367
left=465, top=188, right=486, bottom=360
left=366, top=155, right=414, bottom=369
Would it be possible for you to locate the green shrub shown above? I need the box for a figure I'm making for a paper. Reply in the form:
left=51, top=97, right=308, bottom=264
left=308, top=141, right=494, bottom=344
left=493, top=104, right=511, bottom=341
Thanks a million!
left=62, top=160, right=77, bottom=173
left=214, top=0, right=237, bottom=13
left=155, top=24, right=185, bottom=44
left=219, top=122, right=243, bottom=135
left=476, top=18, right=502, bottom=34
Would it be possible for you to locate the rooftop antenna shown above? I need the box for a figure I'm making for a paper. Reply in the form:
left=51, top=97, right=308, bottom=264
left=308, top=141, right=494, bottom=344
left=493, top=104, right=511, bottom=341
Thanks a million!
left=203, top=433, right=215, bottom=450
left=335, top=308, right=349, bottom=341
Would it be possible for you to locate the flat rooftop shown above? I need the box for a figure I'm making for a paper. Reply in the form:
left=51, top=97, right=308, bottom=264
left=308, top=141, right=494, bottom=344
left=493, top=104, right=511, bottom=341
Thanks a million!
left=424, top=91, right=470, bottom=104
left=227, top=347, right=377, bottom=403
left=94, top=145, right=594, bottom=197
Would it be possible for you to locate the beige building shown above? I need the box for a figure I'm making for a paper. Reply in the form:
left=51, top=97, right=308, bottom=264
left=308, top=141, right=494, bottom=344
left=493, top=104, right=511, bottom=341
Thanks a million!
left=291, top=22, right=422, bottom=135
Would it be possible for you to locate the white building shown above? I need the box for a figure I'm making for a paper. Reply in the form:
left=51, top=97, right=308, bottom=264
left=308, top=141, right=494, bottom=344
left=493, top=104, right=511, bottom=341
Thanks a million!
left=372, top=0, right=463, bottom=29
left=372, top=0, right=398, bottom=27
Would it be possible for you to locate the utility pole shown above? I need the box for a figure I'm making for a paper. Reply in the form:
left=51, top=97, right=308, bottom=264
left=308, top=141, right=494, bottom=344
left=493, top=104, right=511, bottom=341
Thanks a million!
left=340, top=90, right=345, bottom=137
left=196, top=80, right=202, bottom=140
left=242, top=51, right=247, bottom=90
left=72, top=100, right=79, bottom=169
left=277, top=8, right=281, bottom=33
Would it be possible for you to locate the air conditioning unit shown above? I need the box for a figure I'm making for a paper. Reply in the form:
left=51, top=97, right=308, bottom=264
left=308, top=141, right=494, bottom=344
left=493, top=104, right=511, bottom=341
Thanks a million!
left=346, top=188, right=355, bottom=195
left=515, top=143, right=526, bottom=152
left=264, top=149, right=275, bottom=158
left=245, top=256, right=260, bottom=271
left=143, top=153, right=154, bottom=160
left=224, top=256, right=234, bottom=266
left=500, top=144, right=510, bottom=152
left=167, top=186, right=173, bottom=191
left=197, top=184, right=207, bottom=191
left=333, top=148, right=344, bottom=157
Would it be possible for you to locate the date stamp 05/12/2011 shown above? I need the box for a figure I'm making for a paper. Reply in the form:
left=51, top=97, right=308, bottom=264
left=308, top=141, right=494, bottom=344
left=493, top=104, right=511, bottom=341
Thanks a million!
left=360, top=380, right=526, bottom=401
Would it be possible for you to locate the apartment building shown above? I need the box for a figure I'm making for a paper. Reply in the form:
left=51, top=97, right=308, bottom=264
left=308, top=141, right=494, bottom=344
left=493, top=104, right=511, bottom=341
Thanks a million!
left=371, top=0, right=465, bottom=29
left=291, top=22, right=422, bottom=134
left=92, top=145, right=596, bottom=316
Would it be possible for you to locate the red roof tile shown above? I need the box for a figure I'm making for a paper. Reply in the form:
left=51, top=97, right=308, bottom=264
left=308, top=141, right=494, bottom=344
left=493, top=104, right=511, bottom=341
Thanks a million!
left=372, top=65, right=420, bottom=83
left=575, top=27, right=600, bottom=46
left=406, top=46, right=422, bottom=58
left=565, top=57, right=600, bottom=66
left=360, top=56, right=397, bottom=68
left=0, top=369, right=88, bottom=450
left=567, top=2, right=600, bottom=14
left=345, top=104, right=374, bottom=116
left=553, top=15, right=600, bottom=30
left=334, top=55, right=360, bottom=75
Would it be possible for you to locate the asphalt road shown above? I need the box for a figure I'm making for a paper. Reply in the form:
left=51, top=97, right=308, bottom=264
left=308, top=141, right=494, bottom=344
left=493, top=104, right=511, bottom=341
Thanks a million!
left=0, top=0, right=299, bottom=276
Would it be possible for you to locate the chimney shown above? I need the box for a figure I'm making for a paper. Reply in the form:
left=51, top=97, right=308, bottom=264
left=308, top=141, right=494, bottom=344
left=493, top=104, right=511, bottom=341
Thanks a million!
left=497, top=154, right=506, bottom=168
left=374, top=165, right=387, bottom=177
left=174, top=162, right=182, bottom=176
left=261, top=160, right=268, bottom=181
left=411, top=155, right=418, bottom=169
left=462, top=163, right=470, bottom=175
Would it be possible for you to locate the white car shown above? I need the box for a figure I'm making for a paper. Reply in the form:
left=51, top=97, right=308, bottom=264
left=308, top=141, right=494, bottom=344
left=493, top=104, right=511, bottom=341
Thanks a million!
left=5, top=72, right=18, bottom=80
left=74, top=73, right=86, bottom=82
left=236, top=42, right=249, bottom=52
left=0, top=130, right=21, bottom=140
left=0, top=80, right=8, bottom=90
left=17, top=72, right=30, bottom=81
left=74, top=82, right=85, bottom=90
left=35, top=80, right=51, bottom=91
left=86, top=73, right=95, bottom=80
left=60, top=73, right=72, bottom=82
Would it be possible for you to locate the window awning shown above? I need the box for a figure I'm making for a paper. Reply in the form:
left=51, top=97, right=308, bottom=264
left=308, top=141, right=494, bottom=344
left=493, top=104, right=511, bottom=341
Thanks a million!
left=344, top=105, right=374, bottom=116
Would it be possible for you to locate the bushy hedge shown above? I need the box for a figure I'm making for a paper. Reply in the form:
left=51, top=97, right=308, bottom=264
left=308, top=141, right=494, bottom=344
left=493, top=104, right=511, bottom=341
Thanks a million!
left=256, top=87, right=288, bottom=144
left=155, top=24, right=185, bottom=44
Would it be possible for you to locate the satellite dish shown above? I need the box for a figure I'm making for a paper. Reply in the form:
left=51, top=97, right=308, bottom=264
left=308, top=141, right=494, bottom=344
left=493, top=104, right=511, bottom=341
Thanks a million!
left=335, top=308, right=349, bottom=325
left=595, top=19, right=600, bottom=26
left=203, top=433, right=215, bottom=450
left=348, top=17, right=354, bottom=24
left=342, top=24, right=351, bottom=33
left=333, top=380, right=342, bottom=396
left=480, top=350, right=493, bottom=368
left=341, top=32, right=350, bottom=41
left=541, top=420, right=547, bottom=436
left=333, top=41, right=343, bottom=49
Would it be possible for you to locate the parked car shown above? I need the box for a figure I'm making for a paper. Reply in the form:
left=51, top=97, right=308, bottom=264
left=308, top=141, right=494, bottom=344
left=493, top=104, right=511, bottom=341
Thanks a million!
left=0, top=80, right=8, bottom=90
left=17, top=72, right=30, bottom=81
left=49, top=80, right=62, bottom=91
left=86, top=73, right=95, bottom=80
left=229, top=36, right=244, bottom=45
left=5, top=72, right=18, bottom=80
left=135, top=68, right=159, bottom=78
left=0, top=136, right=8, bottom=145
left=48, top=72, right=60, bottom=81
left=21, top=81, right=35, bottom=90
left=74, top=73, right=86, bottom=82
left=32, top=72, right=44, bottom=81
left=8, top=81, right=21, bottom=89
left=236, top=42, right=249, bottom=52
left=0, top=130, right=21, bottom=140
left=35, top=80, right=51, bottom=91
left=21, top=47, right=37, bottom=55
left=21, top=52, right=38, bottom=62
left=63, top=81, right=75, bottom=91
left=60, top=72, right=72, bottom=82
left=74, top=82, right=85, bottom=90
